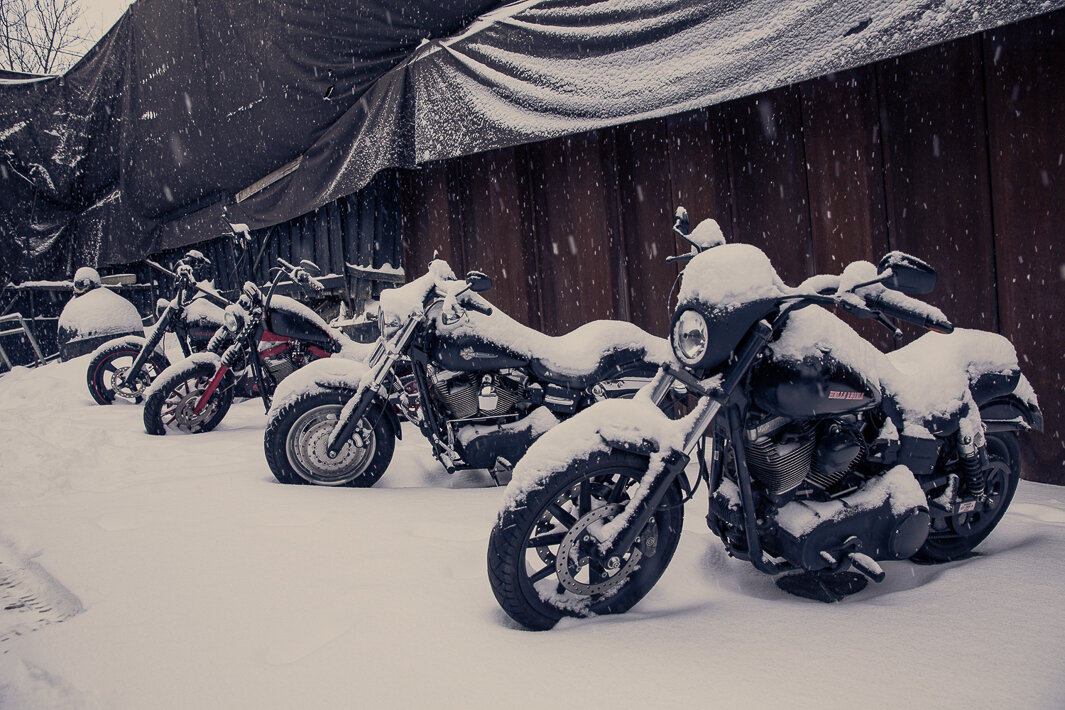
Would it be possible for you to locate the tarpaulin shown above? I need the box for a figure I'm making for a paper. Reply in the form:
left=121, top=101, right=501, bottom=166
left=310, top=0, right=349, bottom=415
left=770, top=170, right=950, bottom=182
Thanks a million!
left=0, top=0, right=498, bottom=282
left=3, top=0, right=1063, bottom=283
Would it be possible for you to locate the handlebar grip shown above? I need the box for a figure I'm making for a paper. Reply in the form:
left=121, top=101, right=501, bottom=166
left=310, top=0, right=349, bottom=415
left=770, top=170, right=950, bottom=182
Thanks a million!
left=868, top=295, right=954, bottom=334
left=465, top=300, right=493, bottom=316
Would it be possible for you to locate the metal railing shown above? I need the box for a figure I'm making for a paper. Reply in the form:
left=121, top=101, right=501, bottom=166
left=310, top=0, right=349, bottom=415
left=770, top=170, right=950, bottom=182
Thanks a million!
left=0, top=313, right=48, bottom=372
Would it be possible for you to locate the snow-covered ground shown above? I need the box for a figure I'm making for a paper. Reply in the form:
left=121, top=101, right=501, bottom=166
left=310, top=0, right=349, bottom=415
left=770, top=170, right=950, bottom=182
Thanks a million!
left=0, top=355, right=1063, bottom=709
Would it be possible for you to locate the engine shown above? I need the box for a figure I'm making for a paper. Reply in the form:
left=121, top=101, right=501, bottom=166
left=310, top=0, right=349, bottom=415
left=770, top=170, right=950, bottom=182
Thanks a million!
left=429, top=368, right=524, bottom=420
left=743, top=415, right=866, bottom=499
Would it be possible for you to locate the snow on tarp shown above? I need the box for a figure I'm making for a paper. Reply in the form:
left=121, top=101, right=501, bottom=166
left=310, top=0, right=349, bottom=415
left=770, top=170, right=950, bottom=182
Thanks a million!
left=6, top=0, right=1065, bottom=281
left=233, top=0, right=1065, bottom=227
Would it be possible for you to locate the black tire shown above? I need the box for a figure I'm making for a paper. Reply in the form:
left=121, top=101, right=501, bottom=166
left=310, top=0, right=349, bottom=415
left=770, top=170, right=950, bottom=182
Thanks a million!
left=264, top=389, right=396, bottom=487
left=487, top=451, right=684, bottom=630
left=912, top=432, right=1021, bottom=563
left=86, top=337, right=170, bottom=405
left=143, top=358, right=234, bottom=435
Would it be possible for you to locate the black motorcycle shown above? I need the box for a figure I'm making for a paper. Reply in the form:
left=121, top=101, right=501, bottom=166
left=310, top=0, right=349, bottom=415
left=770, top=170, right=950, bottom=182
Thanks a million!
left=143, top=258, right=346, bottom=435
left=86, top=251, right=230, bottom=405
left=263, top=258, right=670, bottom=487
left=487, top=208, right=1042, bottom=630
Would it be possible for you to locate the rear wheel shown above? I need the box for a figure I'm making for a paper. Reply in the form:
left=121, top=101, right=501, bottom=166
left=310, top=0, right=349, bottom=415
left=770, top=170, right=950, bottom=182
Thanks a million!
left=487, top=451, right=683, bottom=630
left=143, top=359, right=234, bottom=435
left=264, top=389, right=395, bottom=487
left=913, top=432, right=1021, bottom=563
left=86, top=337, right=169, bottom=404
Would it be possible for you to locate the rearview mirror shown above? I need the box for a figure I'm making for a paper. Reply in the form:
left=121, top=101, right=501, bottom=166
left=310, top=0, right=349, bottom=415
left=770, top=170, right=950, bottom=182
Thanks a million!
left=877, top=252, right=936, bottom=294
left=673, top=206, right=690, bottom=237
left=299, top=259, right=321, bottom=276
left=466, top=270, right=492, bottom=293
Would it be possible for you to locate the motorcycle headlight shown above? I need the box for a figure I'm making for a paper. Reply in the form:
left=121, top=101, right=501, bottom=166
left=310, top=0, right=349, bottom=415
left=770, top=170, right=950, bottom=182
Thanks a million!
left=672, top=309, right=709, bottom=366
left=223, top=305, right=245, bottom=333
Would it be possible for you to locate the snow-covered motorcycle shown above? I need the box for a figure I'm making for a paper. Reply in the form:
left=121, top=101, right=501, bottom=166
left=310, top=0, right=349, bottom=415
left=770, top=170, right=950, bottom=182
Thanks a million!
left=143, top=258, right=349, bottom=434
left=86, top=251, right=229, bottom=404
left=264, top=258, right=671, bottom=487
left=488, top=208, right=1042, bottom=630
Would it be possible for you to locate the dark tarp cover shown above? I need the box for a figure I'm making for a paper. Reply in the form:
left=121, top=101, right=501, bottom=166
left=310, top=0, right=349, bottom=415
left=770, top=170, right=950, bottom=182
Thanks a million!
left=2, top=0, right=1062, bottom=284
left=0, top=0, right=500, bottom=283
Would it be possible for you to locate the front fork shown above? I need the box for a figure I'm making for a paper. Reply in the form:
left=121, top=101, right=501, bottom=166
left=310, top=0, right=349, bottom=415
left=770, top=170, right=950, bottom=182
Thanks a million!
left=325, top=317, right=421, bottom=455
left=119, top=308, right=173, bottom=388
left=600, top=322, right=774, bottom=564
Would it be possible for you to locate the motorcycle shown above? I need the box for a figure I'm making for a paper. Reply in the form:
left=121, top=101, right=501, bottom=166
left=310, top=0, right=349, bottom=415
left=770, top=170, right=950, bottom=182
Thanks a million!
left=85, top=250, right=230, bottom=405
left=487, top=207, right=1042, bottom=630
left=143, top=257, right=349, bottom=435
left=263, top=258, right=671, bottom=488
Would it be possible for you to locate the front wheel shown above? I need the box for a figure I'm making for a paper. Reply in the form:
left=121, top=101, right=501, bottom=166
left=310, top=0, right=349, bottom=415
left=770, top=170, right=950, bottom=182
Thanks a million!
left=487, top=451, right=683, bottom=630
left=264, top=389, right=396, bottom=487
left=913, top=432, right=1021, bottom=563
left=86, top=336, right=169, bottom=404
left=143, top=358, right=234, bottom=435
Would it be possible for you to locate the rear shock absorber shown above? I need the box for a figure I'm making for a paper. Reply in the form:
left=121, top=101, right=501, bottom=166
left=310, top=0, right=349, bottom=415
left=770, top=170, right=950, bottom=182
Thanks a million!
left=958, top=435, right=985, bottom=498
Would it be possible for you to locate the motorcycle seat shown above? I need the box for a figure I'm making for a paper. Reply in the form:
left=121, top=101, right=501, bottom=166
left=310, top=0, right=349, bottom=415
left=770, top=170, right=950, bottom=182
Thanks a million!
left=454, top=309, right=671, bottom=389
left=882, top=328, right=1021, bottom=432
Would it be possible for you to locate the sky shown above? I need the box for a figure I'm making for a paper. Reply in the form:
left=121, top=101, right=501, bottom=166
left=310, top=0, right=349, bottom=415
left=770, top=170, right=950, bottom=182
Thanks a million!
left=75, top=0, right=134, bottom=49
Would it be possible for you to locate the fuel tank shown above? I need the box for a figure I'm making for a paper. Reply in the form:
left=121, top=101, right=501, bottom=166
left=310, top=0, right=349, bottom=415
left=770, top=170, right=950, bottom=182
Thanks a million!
left=431, top=330, right=528, bottom=372
left=751, top=354, right=881, bottom=418
left=266, top=306, right=334, bottom=347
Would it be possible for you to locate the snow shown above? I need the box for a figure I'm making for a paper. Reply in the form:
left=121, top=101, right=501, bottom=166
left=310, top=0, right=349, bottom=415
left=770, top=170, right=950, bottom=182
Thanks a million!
left=677, top=243, right=790, bottom=311
left=776, top=465, right=928, bottom=537
left=56, top=288, right=144, bottom=340
left=0, top=356, right=1063, bottom=709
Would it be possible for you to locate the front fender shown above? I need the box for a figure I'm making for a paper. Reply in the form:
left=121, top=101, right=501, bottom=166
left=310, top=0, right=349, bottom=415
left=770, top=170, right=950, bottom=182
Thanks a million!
left=587, top=435, right=692, bottom=499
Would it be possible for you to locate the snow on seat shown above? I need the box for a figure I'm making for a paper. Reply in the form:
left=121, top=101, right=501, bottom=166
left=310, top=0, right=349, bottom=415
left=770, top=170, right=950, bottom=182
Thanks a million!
left=447, top=308, right=672, bottom=388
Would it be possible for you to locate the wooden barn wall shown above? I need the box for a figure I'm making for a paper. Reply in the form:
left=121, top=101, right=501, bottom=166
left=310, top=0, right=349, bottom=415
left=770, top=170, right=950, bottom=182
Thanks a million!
left=401, top=12, right=1065, bottom=484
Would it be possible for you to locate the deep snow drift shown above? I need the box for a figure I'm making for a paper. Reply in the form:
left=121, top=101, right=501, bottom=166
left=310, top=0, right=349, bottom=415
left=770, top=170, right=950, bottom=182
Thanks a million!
left=0, top=356, right=1063, bottom=709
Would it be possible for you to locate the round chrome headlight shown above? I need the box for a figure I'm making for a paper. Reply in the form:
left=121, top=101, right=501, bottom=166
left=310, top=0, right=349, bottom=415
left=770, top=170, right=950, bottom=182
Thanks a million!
left=223, top=305, right=245, bottom=333
left=672, top=309, right=709, bottom=366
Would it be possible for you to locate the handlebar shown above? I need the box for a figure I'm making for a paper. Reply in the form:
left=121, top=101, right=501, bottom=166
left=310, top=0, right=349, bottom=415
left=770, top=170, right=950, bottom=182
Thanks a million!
left=864, top=293, right=954, bottom=334
left=465, top=300, right=493, bottom=316
left=277, top=258, right=324, bottom=292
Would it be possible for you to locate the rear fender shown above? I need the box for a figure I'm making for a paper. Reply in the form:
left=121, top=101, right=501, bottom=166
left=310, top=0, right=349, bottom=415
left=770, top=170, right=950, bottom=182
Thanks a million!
left=980, top=395, right=1043, bottom=433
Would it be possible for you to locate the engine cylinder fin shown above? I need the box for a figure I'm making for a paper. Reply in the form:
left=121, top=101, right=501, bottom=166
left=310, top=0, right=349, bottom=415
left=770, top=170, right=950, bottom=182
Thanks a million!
left=745, top=435, right=816, bottom=494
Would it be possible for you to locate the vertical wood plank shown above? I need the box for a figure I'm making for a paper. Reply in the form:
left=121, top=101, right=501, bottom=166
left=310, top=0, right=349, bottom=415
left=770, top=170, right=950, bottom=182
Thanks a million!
left=722, top=86, right=814, bottom=286
left=615, top=117, right=678, bottom=337
left=984, top=12, right=1065, bottom=482
left=877, top=37, right=998, bottom=332
left=528, top=132, right=621, bottom=335
left=461, top=148, right=540, bottom=328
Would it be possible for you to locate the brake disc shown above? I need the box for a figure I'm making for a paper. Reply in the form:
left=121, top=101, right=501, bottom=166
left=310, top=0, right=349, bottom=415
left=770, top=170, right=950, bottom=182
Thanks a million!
left=555, top=504, right=643, bottom=597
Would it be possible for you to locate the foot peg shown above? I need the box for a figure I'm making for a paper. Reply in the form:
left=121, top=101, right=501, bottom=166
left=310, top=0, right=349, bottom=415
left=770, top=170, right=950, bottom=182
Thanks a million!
left=847, top=552, right=885, bottom=583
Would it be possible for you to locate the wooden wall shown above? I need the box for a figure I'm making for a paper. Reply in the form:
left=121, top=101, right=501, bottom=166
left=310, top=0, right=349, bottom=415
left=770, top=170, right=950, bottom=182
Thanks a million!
left=401, top=12, right=1065, bottom=484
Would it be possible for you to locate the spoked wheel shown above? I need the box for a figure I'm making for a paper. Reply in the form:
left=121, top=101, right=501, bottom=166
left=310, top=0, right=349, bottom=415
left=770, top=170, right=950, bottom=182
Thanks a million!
left=264, top=389, right=395, bottom=486
left=143, top=359, right=234, bottom=435
left=488, top=451, right=683, bottom=630
left=86, top=337, right=169, bottom=405
left=913, top=432, right=1021, bottom=563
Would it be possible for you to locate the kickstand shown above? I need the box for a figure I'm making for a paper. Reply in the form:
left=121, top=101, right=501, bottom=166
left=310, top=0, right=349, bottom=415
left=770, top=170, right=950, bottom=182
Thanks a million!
left=775, top=571, right=868, bottom=603
left=489, top=457, right=513, bottom=486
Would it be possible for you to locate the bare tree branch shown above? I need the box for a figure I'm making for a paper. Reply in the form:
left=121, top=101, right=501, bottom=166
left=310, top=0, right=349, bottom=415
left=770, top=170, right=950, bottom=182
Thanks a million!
left=0, top=0, right=89, bottom=74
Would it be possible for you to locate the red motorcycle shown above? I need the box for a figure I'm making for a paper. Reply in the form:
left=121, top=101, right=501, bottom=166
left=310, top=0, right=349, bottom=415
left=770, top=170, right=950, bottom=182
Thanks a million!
left=142, top=258, right=347, bottom=434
